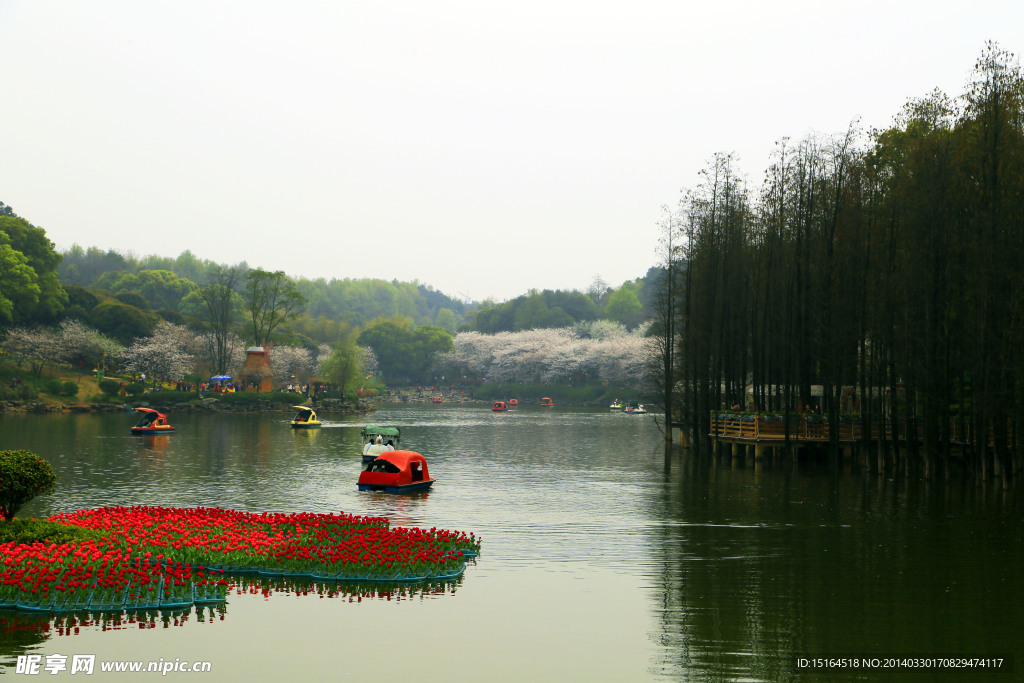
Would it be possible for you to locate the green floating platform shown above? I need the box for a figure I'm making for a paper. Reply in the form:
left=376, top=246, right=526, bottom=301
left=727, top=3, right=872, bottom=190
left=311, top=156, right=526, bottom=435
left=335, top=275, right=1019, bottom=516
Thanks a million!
left=4, top=578, right=228, bottom=614
left=193, top=560, right=467, bottom=583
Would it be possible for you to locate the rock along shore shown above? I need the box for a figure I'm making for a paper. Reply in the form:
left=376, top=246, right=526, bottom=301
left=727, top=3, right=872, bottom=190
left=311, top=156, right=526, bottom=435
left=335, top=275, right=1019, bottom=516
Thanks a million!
left=0, top=396, right=376, bottom=415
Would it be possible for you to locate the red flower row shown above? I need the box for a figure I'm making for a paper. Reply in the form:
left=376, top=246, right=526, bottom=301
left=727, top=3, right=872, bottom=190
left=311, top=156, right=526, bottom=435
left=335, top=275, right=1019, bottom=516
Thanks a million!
left=1, top=506, right=481, bottom=611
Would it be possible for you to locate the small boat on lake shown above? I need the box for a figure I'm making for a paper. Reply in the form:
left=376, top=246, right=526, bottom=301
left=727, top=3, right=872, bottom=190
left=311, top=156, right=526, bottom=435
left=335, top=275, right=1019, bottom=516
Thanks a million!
left=290, top=405, right=322, bottom=429
left=624, top=403, right=647, bottom=414
left=432, top=395, right=443, bottom=404
left=131, top=407, right=175, bottom=434
left=609, top=398, right=623, bottom=410
left=492, top=401, right=508, bottom=411
left=540, top=397, right=554, bottom=407
left=361, top=425, right=401, bottom=463
left=358, top=450, right=435, bottom=493
left=508, top=398, right=518, bottom=408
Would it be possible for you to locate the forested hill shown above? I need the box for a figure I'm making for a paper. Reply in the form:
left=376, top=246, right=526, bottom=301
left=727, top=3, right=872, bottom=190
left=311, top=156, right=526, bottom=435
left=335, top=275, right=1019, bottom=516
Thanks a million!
left=57, top=245, right=469, bottom=332
left=55, top=244, right=662, bottom=336
left=2, top=199, right=659, bottom=342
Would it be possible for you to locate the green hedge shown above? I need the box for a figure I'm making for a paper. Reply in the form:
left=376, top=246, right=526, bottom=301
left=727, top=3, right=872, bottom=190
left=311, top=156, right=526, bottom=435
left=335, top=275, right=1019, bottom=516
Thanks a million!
left=0, top=518, right=104, bottom=545
left=99, top=378, right=122, bottom=396
left=0, top=450, right=58, bottom=522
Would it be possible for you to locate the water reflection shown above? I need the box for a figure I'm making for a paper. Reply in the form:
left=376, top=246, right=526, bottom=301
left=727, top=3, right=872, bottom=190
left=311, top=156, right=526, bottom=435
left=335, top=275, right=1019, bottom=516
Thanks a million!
left=649, top=449, right=1024, bottom=681
left=0, top=571, right=466, bottom=658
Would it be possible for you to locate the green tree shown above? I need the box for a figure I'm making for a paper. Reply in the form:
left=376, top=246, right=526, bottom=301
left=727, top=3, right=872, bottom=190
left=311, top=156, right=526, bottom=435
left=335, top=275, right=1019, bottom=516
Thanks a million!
left=243, top=269, right=306, bottom=345
left=0, top=240, right=40, bottom=325
left=435, top=307, right=459, bottom=334
left=89, top=301, right=156, bottom=344
left=133, top=270, right=198, bottom=311
left=320, top=343, right=365, bottom=397
left=358, top=321, right=453, bottom=381
left=511, top=292, right=574, bottom=331
left=358, top=321, right=415, bottom=380
left=472, top=298, right=520, bottom=333
left=604, top=282, right=645, bottom=329
left=116, top=291, right=150, bottom=310
left=412, top=325, right=455, bottom=376
left=0, top=215, right=67, bottom=326
left=58, top=245, right=129, bottom=287
left=0, top=450, right=57, bottom=522
left=62, top=285, right=100, bottom=320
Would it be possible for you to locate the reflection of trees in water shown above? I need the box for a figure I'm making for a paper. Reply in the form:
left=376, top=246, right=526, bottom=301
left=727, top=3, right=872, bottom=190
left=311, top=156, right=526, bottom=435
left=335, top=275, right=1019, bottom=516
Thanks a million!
left=0, top=611, right=50, bottom=669
left=651, top=451, right=1024, bottom=680
left=231, top=574, right=464, bottom=603
left=0, top=573, right=466, bottom=644
left=651, top=453, right=798, bottom=681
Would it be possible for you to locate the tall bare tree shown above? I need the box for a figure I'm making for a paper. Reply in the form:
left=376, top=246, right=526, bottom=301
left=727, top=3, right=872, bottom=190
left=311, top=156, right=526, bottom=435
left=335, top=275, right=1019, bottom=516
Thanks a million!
left=197, top=266, right=243, bottom=375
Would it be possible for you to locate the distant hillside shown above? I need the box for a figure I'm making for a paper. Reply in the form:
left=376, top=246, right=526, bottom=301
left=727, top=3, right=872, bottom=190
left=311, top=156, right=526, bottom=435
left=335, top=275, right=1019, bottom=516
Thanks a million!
left=57, top=245, right=661, bottom=336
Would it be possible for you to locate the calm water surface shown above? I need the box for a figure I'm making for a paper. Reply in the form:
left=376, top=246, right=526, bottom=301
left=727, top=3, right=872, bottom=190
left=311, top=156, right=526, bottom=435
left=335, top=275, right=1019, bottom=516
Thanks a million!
left=1, top=405, right=1021, bottom=681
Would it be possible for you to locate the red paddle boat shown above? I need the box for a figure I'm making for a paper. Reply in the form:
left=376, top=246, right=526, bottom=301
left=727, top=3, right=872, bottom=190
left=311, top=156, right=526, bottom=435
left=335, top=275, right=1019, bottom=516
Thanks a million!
left=358, top=450, right=435, bottom=493
left=131, top=407, right=175, bottom=434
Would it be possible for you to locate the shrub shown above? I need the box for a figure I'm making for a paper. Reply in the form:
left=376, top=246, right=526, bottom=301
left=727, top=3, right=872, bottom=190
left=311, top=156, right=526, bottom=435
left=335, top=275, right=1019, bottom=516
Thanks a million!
left=62, top=381, right=79, bottom=396
left=125, top=382, right=146, bottom=398
left=99, top=378, right=122, bottom=396
left=44, top=378, right=64, bottom=394
left=0, top=518, right=103, bottom=545
left=0, top=450, right=58, bottom=522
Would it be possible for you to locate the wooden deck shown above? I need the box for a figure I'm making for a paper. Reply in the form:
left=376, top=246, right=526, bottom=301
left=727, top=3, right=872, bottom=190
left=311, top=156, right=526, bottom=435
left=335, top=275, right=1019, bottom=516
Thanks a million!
left=708, top=413, right=930, bottom=444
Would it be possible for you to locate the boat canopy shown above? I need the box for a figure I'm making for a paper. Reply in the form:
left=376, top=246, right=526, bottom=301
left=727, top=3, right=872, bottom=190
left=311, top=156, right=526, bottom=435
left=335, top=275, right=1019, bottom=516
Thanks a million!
left=133, top=407, right=169, bottom=427
left=360, top=450, right=430, bottom=487
left=292, top=405, right=315, bottom=415
left=361, top=425, right=401, bottom=441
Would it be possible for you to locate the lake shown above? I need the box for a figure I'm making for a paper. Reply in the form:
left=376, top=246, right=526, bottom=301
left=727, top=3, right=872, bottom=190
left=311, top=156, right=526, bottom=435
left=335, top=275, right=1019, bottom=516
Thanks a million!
left=1, top=404, right=1021, bottom=680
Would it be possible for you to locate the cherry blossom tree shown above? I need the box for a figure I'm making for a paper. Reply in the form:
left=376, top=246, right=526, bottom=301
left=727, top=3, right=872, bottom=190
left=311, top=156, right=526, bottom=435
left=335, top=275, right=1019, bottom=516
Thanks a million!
left=192, top=330, right=245, bottom=378
left=57, top=319, right=122, bottom=376
left=119, top=321, right=195, bottom=385
left=1, top=325, right=66, bottom=377
left=270, top=345, right=314, bottom=388
left=434, top=326, right=650, bottom=388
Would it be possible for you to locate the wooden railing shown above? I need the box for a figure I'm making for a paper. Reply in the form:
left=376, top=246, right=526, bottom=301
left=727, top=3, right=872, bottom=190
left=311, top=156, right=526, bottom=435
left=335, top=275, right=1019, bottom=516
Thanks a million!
left=709, top=413, right=924, bottom=443
left=708, top=413, right=1011, bottom=448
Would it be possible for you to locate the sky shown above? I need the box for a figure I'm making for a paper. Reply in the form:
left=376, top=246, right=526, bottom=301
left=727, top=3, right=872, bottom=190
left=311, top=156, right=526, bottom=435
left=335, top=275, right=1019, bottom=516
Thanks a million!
left=1, top=2, right=1020, bottom=303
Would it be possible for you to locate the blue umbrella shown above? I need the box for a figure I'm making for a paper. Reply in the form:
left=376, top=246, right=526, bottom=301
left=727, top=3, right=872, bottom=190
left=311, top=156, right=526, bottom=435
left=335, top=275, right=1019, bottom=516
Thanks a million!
left=210, top=375, right=232, bottom=381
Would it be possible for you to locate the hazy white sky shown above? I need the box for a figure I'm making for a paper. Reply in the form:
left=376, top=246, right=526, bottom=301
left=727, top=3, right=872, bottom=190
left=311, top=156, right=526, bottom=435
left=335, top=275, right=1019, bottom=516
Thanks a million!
left=1, top=2, right=1018, bottom=302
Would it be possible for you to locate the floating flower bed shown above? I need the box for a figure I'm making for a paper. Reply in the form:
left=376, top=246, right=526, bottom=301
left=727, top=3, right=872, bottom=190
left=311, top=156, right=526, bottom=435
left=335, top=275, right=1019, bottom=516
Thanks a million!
left=0, top=506, right=481, bottom=613
left=1, top=574, right=466, bottom=636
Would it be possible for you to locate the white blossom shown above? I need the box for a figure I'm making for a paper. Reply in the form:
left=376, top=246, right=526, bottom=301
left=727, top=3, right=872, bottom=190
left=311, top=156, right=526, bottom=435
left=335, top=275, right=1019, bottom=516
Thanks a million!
left=119, top=321, right=195, bottom=383
left=437, top=327, right=649, bottom=388
left=1, top=326, right=65, bottom=375
left=270, top=345, right=314, bottom=385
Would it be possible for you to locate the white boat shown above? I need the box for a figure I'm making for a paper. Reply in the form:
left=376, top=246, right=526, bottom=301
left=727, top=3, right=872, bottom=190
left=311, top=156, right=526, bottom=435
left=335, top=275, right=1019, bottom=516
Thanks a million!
left=361, top=425, right=401, bottom=464
left=624, top=403, right=647, bottom=414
